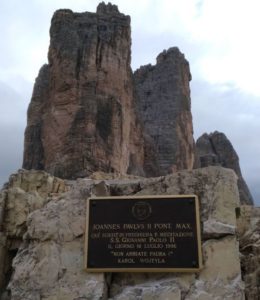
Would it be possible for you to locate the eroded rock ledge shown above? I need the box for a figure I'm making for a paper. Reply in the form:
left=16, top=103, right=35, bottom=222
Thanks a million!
left=0, top=167, right=249, bottom=299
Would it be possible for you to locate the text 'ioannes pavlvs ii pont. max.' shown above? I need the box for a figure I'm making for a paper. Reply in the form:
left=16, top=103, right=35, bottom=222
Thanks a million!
left=84, top=195, right=202, bottom=272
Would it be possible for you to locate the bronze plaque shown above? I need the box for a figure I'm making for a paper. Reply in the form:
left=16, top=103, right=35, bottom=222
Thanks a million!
left=84, top=195, right=202, bottom=272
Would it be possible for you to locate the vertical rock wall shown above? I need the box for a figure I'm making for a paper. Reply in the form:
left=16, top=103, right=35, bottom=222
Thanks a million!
left=23, top=3, right=144, bottom=179
left=134, top=48, right=195, bottom=177
left=23, top=21, right=195, bottom=180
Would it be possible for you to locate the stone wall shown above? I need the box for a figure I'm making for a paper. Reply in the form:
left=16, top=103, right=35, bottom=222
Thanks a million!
left=0, top=170, right=67, bottom=298
left=0, top=167, right=247, bottom=299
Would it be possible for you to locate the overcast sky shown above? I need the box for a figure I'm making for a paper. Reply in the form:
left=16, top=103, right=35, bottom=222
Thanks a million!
left=0, top=0, right=259, bottom=205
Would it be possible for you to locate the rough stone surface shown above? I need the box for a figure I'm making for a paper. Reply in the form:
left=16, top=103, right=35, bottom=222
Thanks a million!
left=110, top=237, right=244, bottom=300
left=134, top=47, right=195, bottom=177
left=0, top=170, right=67, bottom=297
left=195, top=131, right=254, bottom=205
left=23, top=3, right=144, bottom=179
left=237, top=205, right=260, bottom=300
left=0, top=167, right=245, bottom=299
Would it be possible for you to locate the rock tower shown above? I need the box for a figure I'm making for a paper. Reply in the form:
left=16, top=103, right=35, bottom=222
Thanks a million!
left=23, top=3, right=195, bottom=179
left=23, top=3, right=144, bottom=179
left=134, top=48, right=195, bottom=176
left=195, top=131, right=254, bottom=204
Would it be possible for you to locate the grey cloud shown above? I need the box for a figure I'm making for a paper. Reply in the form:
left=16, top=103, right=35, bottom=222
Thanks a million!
left=191, top=79, right=260, bottom=205
left=131, top=26, right=207, bottom=72
left=0, top=81, right=29, bottom=188
left=0, top=125, right=24, bottom=187
left=0, top=81, right=28, bottom=124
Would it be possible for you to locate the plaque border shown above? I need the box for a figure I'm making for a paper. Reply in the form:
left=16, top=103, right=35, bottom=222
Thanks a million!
left=84, top=195, right=202, bottom=273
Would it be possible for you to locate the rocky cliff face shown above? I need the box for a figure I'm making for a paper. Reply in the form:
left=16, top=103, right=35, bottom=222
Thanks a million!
left=195, top=131, right=254, bottom=205
left=134, top=48, right=195, bottom=176
left=237, top=205, right=260, bottom=299
left=23, top=3, right=144, bottom=179
left=23, top=4, right=196, bottom=180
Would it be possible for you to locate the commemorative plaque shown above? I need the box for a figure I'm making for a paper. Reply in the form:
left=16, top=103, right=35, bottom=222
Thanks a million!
left=84, top=195, right=202, bottom=272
